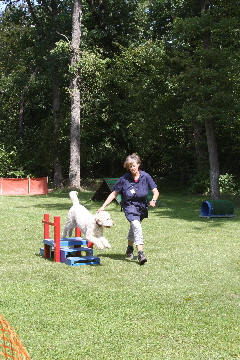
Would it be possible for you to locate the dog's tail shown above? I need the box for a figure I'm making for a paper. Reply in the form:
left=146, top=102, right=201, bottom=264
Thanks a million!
left=69, top=191, right=79, bottom=205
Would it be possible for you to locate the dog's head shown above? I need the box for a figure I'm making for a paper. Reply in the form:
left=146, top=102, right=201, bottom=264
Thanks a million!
left=95, top=211, right=114, bottom=228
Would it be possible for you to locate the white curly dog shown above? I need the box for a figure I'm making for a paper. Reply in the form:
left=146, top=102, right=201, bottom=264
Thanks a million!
left=62, top=191, right=113, bottom=250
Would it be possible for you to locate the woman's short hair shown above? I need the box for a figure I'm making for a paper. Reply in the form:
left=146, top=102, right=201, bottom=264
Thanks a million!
left=124, top=153, right=141, bottom=170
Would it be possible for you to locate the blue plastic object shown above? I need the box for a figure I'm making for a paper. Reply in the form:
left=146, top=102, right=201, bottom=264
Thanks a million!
left=200, top=200, right=234, bottom=217
left=64, top=256, right=100, bottom=266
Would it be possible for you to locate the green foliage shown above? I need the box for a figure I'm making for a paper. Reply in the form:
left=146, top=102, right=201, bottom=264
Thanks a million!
left=188, top=173, right=210, bottom=195
left=189, top=173, right=240, bottom=196
left=77, top=40, right=174, bottom=177
left=83, top=0, right=140, bottom=56
left=0, top=146, right=27, bottom=177
left=169, top=6, right=240, bottom=125
left=0, top=1, right=72, bottom=181
left=219, top=173, right=240, bottom=195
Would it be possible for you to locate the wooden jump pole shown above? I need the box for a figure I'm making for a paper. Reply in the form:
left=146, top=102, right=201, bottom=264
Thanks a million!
left=43, top=213, right=50, bottom=259
left=53, top=216, right=61, bottom=262
left=42, top=214, right=61, bottom=262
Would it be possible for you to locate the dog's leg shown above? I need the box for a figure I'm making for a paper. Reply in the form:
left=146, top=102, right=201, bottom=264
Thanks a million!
left=62, top=219, right=76, bottom=238
left=86, top=234, right=104, bottom=250
left=99, top=237, right=111, bottom=248
left=62, top=225, right=68, bottom=238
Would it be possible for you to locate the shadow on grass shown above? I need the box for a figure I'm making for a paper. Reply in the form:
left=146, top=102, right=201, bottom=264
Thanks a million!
left=14, top=188, right=240, bottom=226
left=15, top=191, right=96, bottom=211
left=37, top=244, right=136, bottom=265
left=36, top=252, right=105, bottom=266
left=98, top=253, right=141, bottom=265
left=36, top=253, right=54, bottom=261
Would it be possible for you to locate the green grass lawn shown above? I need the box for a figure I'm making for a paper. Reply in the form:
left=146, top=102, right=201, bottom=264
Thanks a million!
left=0, top=188, right=240, bottom=360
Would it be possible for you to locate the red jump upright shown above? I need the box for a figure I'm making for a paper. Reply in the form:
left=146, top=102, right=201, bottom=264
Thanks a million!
left=42, top=214, right=61, bottom=262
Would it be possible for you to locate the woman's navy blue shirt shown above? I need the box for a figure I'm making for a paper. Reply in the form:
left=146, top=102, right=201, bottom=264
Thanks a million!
left=113, top=170, right=157, bottom=222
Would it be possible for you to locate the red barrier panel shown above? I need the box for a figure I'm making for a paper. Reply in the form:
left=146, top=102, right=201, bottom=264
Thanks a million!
left=29, top=178, right=48, bottom=195
left=0, top=177, right=48, bottom=195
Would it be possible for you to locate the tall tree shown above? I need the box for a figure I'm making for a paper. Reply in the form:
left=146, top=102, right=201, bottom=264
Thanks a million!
left=201, top=0, right=220, bottom=199
left=164, top=0, right=240, bottom=197
left=69, top=0, right=82, bottom=188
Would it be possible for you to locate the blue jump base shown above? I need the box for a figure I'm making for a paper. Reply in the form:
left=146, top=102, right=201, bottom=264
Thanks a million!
left=40, top=237, right=100, bottom=266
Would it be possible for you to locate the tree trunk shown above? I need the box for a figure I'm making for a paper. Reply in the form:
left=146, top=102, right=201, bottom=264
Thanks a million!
left=201, top=0, right=220, bottom=199
left=69, top=0, right=82, bottom=189
left=52, top=73, right=63, bottom=188
left=205, top=119, right=220, bottom=199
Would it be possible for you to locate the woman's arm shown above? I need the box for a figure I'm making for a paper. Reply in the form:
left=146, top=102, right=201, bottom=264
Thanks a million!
left=149, top=188, right=159, bottom=207
left=97, top=191, right=118, bottom=213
